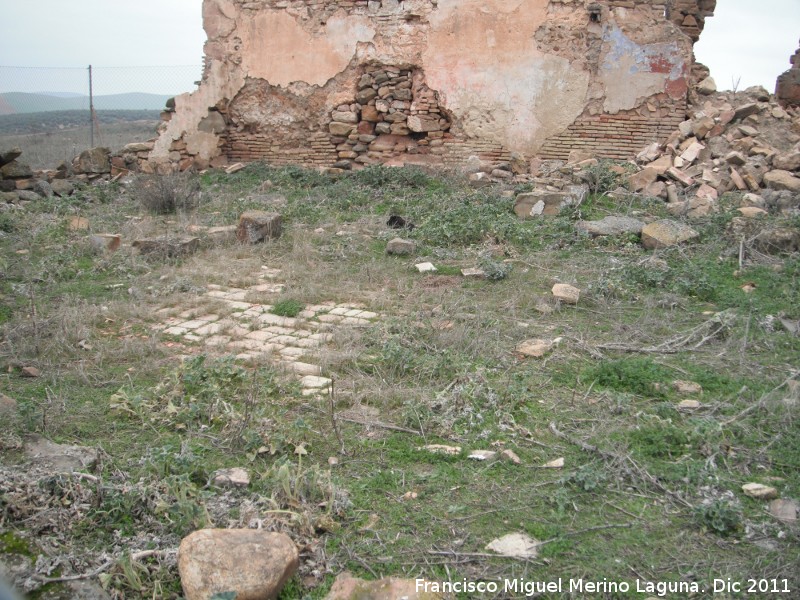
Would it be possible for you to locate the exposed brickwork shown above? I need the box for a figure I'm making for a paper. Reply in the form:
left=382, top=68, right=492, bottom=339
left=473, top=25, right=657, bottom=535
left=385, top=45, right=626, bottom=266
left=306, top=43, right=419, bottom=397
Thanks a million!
left=540, top=97, right=687, bottom=160
left=150, top=0, right=716, bottom=171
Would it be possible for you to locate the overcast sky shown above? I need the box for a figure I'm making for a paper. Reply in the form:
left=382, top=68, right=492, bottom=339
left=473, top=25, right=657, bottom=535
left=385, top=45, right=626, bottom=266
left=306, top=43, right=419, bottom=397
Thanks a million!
left=0, top=0, right=797, bottom=95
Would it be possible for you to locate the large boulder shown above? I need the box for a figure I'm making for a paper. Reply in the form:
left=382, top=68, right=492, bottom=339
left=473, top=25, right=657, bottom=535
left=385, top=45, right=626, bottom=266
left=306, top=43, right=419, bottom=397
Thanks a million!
left=237, top=211, right=282, bottom=243
left=75, top=147, right=111, bottom=175
left=0, top=147, right=22, bottom=167
left=178, top=529, right=298, bottom=600
left=763, top=170, right=800, bottom=192
left=23, top=434, right=98, bottom=472
left=0, top=160, right=33, bottom=179
left=641, top=220, right=699, bottom=250
left=576, top=216, right=644, bottom=237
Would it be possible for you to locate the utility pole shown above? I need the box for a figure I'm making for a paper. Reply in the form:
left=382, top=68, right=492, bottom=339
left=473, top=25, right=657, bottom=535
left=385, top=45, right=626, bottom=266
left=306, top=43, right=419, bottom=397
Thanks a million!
left=88, top=64, right=94, bottom=148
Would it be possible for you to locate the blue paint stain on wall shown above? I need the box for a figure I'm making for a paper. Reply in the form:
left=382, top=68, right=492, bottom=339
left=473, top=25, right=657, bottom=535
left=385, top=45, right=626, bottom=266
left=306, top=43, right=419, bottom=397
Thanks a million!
left=602, top=25, right=683, bottom=79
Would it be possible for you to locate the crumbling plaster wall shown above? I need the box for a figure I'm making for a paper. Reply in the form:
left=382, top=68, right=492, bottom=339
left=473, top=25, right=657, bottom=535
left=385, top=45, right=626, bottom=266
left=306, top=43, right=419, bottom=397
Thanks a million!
left=149, top=0, right=714, bottom=170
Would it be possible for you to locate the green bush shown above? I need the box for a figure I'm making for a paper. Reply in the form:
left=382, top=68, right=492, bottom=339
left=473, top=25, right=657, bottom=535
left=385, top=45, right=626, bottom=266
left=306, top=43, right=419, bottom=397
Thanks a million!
left=695, top=499, right=742, bottom=536
left=271, top=299, right=305, bottom=318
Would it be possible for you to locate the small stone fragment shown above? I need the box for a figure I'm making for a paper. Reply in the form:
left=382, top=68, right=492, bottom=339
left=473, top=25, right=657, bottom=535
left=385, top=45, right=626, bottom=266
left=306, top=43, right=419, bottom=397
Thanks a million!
left=468, top=449, right=498, bottom=461
left=500, top=449, right=522, bottom=464
left=212, top=467, right=250, bottom=488
left=516, top=338, right=557, bottom=358
left=90, top=234, right=121, bottom=252
left=641, top=219, right=699, bottom=250
left=677, top=399, right=701, bottom=410
left=486, top=533, right=539, bottom=559
left=419, top=444, right=461, bottom=456
left=742, top=482, right=779, bottom=500
left=68, top=216, right=90, bottom=230
left=225, top=163, right=245, bottom=174
left=461, top=267, right=486, bottom=278
left=386, top=237, right=415, bottom=255
left=552, top=283, right=580, bottom=304
left=21, top=366, right=40, bottom=378
left=543, top=457, right=565, bottom=468
left=415, top=262, right=437, bottom=273
left=673, top=380, right=702, bottom=395
left=325, top=573, right=453, bottom=600
left=769, top=498, right=798, bottom=523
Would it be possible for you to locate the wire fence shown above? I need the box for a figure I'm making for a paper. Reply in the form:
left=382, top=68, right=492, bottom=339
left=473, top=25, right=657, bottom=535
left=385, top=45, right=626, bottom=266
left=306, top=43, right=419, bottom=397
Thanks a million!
left=0, top=65, right=201, bottom=169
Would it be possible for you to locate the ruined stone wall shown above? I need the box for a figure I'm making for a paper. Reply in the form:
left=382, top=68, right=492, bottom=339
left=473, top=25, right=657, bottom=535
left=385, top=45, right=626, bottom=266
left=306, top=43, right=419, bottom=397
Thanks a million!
left=776, top=39, right=800, bottom=109
left=148, top=0, right=713, bottom=171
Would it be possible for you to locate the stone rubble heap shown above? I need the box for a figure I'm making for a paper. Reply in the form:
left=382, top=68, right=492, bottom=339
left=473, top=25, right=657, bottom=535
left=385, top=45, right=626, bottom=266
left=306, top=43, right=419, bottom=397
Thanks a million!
left=329, top=66, right=452, bottom=170
left=619, top=83, right=800, bottom=220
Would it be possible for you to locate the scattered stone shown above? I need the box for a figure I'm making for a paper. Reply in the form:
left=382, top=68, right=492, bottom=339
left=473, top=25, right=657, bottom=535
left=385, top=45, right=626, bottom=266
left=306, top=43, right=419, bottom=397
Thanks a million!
left=754, top=227, right=800, bottom=255
left=468, top=450, right=498, bottom=461
left=486, top=533, right=539, bottom=559
left=386, top=237, right=415, bottom=255
left=0, top=147, right=22, bottom=166
left=673, top=380, right=703, bottom=395
left=75, top=147, right=111, bottom=174
left=20, top=366, right=40, bottom=378
left=543, top=457, right=565, bottom=468
left=224, top=162, right=245, bottom=174
left=133, top=237, right=199, bottom=257
left=763, top=169, right=800, bottom=192
left=576, top=216, right=644, bottom=237
left=415, top=262, right=437, bottom=273
left=178, top=529, right=298, bottom=600
left=500, top=449, right=521, bottom=464
left=627, top=167, right=658, bottom=192
left=237, top=211, right=282, bottom=243
left=677, top=399, right=702, bottom=410
left=737, top=207, right=768, bottom=218
left=552, top=283, right=580, bottom=304
left=419, top=444, right=461, bottom=456
left=696, top=76, right=717, bottom=95
left=514, top=191, right=572, bottom=218
left=641, top=219, right=699, bottom=250
left=0, top=393, right=18, bottom=419
left=461, top=267, right=486, bottom=278
left=23, top=434, right=98, bottom=472
left=89, top=234, right=121, bottom=253
left=515, top=338, right=557, bottom=358
left=206, top=225, right=238, bottom=244
left=32, top=180, right=53, bottom=198
left=51, top=179, right=75, bottom=197
left=742, top=483, right=779, bottom=500
left=769, top=499, right=798, bottom=523
left=0, top=160, right=33, bottom=179
left=324, top=573, right=453, bottom=600
left=68, top=216, right=90, bottom=231
left=212, top=467, right=250, bottom=488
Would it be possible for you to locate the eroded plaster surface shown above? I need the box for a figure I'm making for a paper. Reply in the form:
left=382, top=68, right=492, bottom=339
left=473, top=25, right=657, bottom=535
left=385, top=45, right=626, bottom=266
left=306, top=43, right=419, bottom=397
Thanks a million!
left=422, top=0, right=590, bottom=153
left=150, top=0, right=712, bottom=167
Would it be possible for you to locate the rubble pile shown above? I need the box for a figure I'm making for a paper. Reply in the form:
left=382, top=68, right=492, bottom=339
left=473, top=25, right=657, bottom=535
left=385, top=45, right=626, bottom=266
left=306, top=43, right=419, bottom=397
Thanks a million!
left=620, top=83, right=800, bottom=219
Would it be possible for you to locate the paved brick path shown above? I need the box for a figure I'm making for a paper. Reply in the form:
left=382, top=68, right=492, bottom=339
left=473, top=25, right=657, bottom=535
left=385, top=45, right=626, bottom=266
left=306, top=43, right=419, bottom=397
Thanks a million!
left=152, top=267, right=380, bottom=396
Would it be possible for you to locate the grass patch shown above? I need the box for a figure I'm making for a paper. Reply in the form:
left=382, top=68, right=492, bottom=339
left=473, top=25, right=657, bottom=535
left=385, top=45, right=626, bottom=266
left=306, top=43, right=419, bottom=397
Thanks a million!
left=1, top=163, right=797, bottom=598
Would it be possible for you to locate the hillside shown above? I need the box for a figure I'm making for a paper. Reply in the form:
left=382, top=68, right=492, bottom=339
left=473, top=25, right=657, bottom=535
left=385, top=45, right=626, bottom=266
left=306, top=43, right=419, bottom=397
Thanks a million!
left=0, top=91, right=173, bottom=115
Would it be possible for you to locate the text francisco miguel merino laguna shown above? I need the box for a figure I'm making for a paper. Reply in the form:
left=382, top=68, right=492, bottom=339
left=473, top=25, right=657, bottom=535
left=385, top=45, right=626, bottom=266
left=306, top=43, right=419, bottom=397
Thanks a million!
left=415, top=577, right=706, bottom=597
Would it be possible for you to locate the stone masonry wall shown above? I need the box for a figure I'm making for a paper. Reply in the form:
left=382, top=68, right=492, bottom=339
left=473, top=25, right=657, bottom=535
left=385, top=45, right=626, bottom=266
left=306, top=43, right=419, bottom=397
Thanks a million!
left=776, top=39, right=800, bottom=109
left=146, top=0, right=714, bottom=171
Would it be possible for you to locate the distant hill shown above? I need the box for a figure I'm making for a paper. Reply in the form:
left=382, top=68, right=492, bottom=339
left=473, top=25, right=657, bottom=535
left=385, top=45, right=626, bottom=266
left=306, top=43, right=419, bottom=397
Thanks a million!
left=0, top=92, right=173, bottom=115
